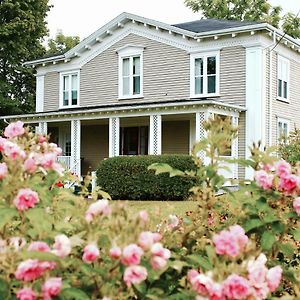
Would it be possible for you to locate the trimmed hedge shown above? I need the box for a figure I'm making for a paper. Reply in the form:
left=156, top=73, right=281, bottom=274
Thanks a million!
left=96, top=155, right=197, bottom=200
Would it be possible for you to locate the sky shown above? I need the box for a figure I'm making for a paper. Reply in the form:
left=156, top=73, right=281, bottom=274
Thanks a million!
left=47, top=0, right=300, bottom=40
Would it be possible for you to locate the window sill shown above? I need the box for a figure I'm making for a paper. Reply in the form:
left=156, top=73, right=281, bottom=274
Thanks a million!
left=118, top=95, right=144, bottom=100
left=276, top=97, right=290, bottom=104
left=190, top=94, right=220, bottom=99
left=59, top=105, right=80, bottom=110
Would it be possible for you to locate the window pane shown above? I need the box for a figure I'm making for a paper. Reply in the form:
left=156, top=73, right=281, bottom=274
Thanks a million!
left=195, top=58, right=203, bottom=76
left=133, top=76, right=140, bottom=94
left=207, top=57, right=216, bottom=75
left=123, top=58, right=130, bottom=76
left=283, top=81, right=288, bottom=99
left=133, top=57, right=140, bottom=75
left=123, top=77, right=130, bottom=95
left=278, top=79, right=282, bottom=97
left=71, top=74, right=78, bottom=90
left=208, top=75, right=216, bottom=93
left=63, top=91, right=68, bottom=106
left=72, top=91, right=77, bottom=105
left=195, top=77, right=203, bottom=94
left=63, top=76, right=69, bottom=91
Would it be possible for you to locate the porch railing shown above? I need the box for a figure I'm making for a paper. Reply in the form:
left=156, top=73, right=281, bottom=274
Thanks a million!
left=57, top=156, right=71, bottom=171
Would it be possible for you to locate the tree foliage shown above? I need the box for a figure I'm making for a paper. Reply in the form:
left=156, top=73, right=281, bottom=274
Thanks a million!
left=47, top=31, right=80, bottom=56
left=0, top=0, right=51, bottom=120
left=184, top=0, right=300, bottom=38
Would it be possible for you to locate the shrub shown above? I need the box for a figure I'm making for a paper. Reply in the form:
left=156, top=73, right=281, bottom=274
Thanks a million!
left=96, top=155, right=198, bottom=200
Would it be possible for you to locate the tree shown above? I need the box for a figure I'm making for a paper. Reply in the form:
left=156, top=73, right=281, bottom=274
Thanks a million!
left=47, top=31, right=80, bottom=55
left=0, top=0, right=51, bottom=121
left=184, top=0, right=300, bottom=39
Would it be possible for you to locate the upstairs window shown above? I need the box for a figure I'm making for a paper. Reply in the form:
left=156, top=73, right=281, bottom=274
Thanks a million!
left=277, top=56, right=289, bottom=101
left=60, top=71, right=79, bottom=108
left=191, top=52, right=219, bottom=98
left=117, top=45, right=144, bottom=99
left=277, top=117, right=290, bottom=140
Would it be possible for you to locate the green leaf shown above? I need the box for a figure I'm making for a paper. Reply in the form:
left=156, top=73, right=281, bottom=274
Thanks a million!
left=148, top=163, right=184, bottom=177
left=169, top=260, right=188, bottom=272
left=25, top=208, right=52, bottom=236
left=277, top=243, right=295, bottom=259
left=20, top=251, right=61, bottom=262
left=291, top=227, right=300, bottom=241
left=243, top=218, right=264, bottom=232
left=59, top=288, right=90, bottom=300
left=0, top=278, right=9, bottom=299
left=261, top=231, right=276, bottom=251
left=0, top=208, right=18, bottom=231
left=186, top=254, right=212, bottom=271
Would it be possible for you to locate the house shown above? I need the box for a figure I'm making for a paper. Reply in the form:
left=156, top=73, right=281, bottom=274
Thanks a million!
left=2, top=12, right=300, bottom=179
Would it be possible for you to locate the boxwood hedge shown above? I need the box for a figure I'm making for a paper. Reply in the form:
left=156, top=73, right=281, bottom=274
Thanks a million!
left=96, top=155, right=197, bottom=200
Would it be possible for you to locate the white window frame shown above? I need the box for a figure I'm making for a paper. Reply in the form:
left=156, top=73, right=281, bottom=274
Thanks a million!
left=190, top=51, right=220, bottom=98
left=277, top=55, right=290, bottom=103
left=277, top=117, right=290, bottom=140
left=117, top=45, right=144, bottom=100
left=59, top=70, right=80, bottom=109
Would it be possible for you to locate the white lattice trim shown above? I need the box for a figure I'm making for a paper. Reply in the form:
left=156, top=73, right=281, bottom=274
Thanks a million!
left=71, top=120, right=81, bottom=176
left=149, top=114, right=162, bottom=155
left=109, top=117, right=120, bottom=157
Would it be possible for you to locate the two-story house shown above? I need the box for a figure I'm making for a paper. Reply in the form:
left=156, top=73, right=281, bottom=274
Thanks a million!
left=3, top=12, right=300, bottom=179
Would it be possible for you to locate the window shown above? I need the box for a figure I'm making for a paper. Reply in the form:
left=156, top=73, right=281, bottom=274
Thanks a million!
left=191, top=52, right=219, bottom=97
left=277, top=56, right=289, bottom=101
left=117, top=45, right=144, bottom=99
left=277, top=118, right=290, bottom=140
left=120, top=126, right=148, bottom=155
left=217, top=114, right=232, bottom=157
left=60, top=71, right=79, bottom=108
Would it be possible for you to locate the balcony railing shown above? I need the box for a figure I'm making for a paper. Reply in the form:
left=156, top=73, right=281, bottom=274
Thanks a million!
left=57, top=156, right=71, bottom=171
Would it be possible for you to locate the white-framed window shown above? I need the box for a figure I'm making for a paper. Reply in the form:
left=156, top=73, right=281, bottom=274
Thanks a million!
left=277, top=55, right=290, bottom=102
left=277, top=117, right=290, bottom=140
left=190, top=52, right=220, bottom=98
left=59, top=71, right=80, bottom=108
left=117, top=45, right=144, bottom=99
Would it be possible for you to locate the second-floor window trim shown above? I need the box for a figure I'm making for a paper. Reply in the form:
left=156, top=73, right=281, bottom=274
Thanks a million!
left=117, top=45, right=144, bottom=99
left=59, top=70, right=80, bottom=108
left=190, top=51, right=220, bottom=98
left=277, top=55, right=290, bottom=103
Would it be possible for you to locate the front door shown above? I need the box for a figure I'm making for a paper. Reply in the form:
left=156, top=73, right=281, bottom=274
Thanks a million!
left=121, top=126, right=148, bottom=155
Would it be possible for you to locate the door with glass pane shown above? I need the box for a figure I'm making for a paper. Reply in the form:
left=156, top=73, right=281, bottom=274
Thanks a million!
left=120, top=126, right=148, bottom=155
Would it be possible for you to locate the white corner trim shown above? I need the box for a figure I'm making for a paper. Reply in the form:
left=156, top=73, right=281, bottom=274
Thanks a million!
left=36, top=75, right=44, bottom=113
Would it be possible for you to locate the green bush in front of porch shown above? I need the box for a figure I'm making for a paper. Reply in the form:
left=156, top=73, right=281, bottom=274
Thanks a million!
left=96, top=155, right=198, bottom=200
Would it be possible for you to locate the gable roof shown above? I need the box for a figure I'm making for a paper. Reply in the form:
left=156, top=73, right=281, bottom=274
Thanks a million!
left=173, top=18, right=261, bottom=33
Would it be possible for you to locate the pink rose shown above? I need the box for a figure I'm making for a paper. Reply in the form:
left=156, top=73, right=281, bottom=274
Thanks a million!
left=207, top=283, right=225, bottom=300
left=3, top=141, right=26, bottom=160
left=121, top=244, right=144, bottom=266
left=42, top=277, right=62, bottom=297
left=52, top=162, right=65, bottom=176
left=15, top=259, right=51, bottom=281
left=279, top=174, right=299, bottom=195
left=0, top=136, right=7, bottom=152
left=109, top=246, right=122, bottom=259
left=85, top=199, right=111, bottom=222
left=150, top=255, right=167, bottom=269
left=138, top=210, right=149, bottom=223
left=39, top=153, right=56, bottom=169
left=254, top=170, right=274, bottom=190
left=28, top=241, right=50, bottom=252
left=168, top=214, right=179, bottom=229
left=293, top=197, right=300, bottom=216
left=266, top=266, right=282, bottom=292
left=49, top=143, right=62, bottom=156
left=0, top=162, right=8, bottom=179
left=151, top=243, right=171, bottom=260
left=24, top=157, right=37, bottom=173
left=275, top=160, right=291, bottom=177
left=223, top=274, right=251, bottom=300
left=123, top=265, right=148, bottom=287
left=16, top=288, right=36, bottom=300
left=52, top=234, right=71, bottom=258
left=213, top=225, right=248, bottom=258
left=138, top=231, right=162, bottom=250
left=189, top=272, right=213, bottom=295
left=82, top=244, right=100, bottom=263
left=4, top=121, right=25, bottom=138
left=13, top=188, right=39, bottom=211
left=38, top=136, right=47, bottom=143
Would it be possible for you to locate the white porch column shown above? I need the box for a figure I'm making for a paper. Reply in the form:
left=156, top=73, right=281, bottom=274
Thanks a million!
left=109, top=117, right=120, bottom=157
left=71, top=120, right=81, bottom=177
left=195, top=112, right=206, bottom=160
left=149, top=114, right=162, bottom=155
left=232, top=116, right=239, bottom=179
left=37, top=122, right=47, bottom=135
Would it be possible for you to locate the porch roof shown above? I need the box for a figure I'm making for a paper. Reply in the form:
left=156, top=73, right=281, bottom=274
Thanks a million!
left=1, top=99, right=246, bottom=123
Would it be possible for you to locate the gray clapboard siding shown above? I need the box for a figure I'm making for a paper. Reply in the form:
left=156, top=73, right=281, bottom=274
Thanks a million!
left=44, top=72, right=59, bottom=111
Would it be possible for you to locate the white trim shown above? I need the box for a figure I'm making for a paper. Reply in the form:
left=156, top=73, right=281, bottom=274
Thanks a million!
left=109, top=117, right=120, bottom=157
left=276, top=54, right=290, bottom=103
left=70, top=120, right=81, bottom=177
left=277, top=117, right=290, bottom=141
left=149, top=114, right=162, bottom=155
left=190, top=51, right=220, bottom=98
left=59, top=70, right=80, bottom=109
left=37, top=122, right=47, bottom=135
left=36, top=75, right=44, bottom=113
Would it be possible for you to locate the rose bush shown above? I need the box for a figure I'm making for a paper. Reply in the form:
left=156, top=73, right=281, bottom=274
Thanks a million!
left=0, top=119, right=297, bottom=299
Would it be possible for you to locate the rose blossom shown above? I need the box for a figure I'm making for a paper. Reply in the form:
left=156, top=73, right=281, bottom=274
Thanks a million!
left=254, top=170, right=274, bottom=190
left=223, top=274, right=252, bottom=300
left=4, top=121, right=25, bottom=138
left=24, top=157, right=37, bottom=173
left=16, top=288, right=36, bottom=300
left=207, top=282, right=225, bottom=300
left=279, top=174, right=299, bottom=194
left=138, top=210, right=149, bottom=223
left=275, top=160, right=291, bottom=177
left=82, top=244, right=100, bottom=263
left=109, top=246, right=122, bottom=259
left=13, top=188, right=39, bottom=211
left=123, top=265, right=148, bottom=287
left=138, top=231, right=162, bottom=250
left=0, top=162, right=8, bottom=179
left=49, top=143, right=62, bottom=156
left=189, top=272, right=213, bottom=296
left=151, top=243, right=171, bottom=260
left=266, top=266, right=282, bottom=292
left=168, top=214, right=179, bottom=229
left=0, top=136, right=7, bottom=152
left=85, top=199, right=111, bottom=222
left=42, top=277, right=62, bottom=298
left=3, top=141, right=26, bottom=160
left=150, top=255, right=168, bottom=269
left=52, top=234, right=71, bottom=258
left=28, top=241, right=50, bottom=252
left=121, top=244, right=144, bottom=266
left=293, top=197, right=300, bottom=216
